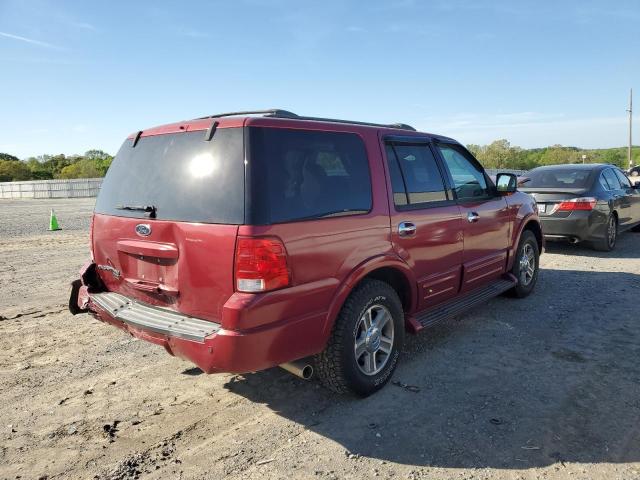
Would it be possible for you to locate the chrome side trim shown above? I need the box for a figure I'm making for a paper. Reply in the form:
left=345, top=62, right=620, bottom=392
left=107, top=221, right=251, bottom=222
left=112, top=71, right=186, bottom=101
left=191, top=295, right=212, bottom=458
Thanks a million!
left=90, top=292, right=220, bottom=343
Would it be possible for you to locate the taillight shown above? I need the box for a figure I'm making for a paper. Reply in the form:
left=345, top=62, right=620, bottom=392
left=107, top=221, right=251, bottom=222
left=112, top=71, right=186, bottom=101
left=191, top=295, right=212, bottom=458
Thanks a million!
left=557, top=197, right=597, bottom=211
left=234, top=237, right=290, bottom=293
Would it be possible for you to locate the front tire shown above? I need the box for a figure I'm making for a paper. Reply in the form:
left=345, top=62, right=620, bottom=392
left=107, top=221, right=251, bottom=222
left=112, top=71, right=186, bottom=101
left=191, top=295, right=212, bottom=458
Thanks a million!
left=508, top=230, right=539, bottom=298
left=314, top=279, right=404, bottom=397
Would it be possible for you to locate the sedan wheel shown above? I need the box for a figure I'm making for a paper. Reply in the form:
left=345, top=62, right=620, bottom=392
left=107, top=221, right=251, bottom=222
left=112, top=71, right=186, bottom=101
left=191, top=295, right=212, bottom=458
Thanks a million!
left=593, top=214, right=618, bottom=251
left=607, top=216, right=617, bottom=248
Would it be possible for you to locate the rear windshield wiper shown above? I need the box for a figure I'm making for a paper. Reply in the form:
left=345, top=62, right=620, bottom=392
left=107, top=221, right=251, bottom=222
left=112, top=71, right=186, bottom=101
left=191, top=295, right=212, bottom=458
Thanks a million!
left=115, top=204, right=157, bottom=218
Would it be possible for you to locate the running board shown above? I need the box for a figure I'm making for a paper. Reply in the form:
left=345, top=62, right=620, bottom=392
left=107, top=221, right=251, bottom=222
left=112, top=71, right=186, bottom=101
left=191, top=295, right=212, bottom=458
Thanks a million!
left=413, top=276, right=517, bottom=330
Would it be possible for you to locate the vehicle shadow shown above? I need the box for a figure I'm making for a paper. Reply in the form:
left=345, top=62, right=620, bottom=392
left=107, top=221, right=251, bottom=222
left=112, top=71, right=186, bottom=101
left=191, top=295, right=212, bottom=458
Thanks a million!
left=224, top=268, right=640, bottom=469
left=544, top=232, right=640, bottom=259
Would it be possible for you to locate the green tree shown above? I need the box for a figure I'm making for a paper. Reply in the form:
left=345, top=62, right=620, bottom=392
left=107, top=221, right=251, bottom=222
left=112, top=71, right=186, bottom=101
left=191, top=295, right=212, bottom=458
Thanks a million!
left=0, top=160, right=31, bottom=181
left=84, top=150, right=113, bottom=175
left=0, top=153, right=19, bottom=162
left=25, top=158, right=53, bottom=179
left=59, top=158, right=102, bottom=179
left=539, top=145, right=580, bottom=165
left=600, top=149, right=624, bottom=168
left=469, top=139, right=523, bottom=169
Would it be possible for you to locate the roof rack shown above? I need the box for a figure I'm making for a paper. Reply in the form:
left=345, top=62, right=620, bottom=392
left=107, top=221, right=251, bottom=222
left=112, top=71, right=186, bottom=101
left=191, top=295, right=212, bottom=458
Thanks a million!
left=198, top=109, right=299, bottom=120
left=198, top=109, right=416, bottom=131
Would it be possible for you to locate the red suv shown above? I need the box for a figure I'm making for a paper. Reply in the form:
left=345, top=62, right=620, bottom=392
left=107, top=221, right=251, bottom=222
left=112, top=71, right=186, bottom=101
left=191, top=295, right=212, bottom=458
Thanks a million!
left=69, top=109, right=543, bottom=396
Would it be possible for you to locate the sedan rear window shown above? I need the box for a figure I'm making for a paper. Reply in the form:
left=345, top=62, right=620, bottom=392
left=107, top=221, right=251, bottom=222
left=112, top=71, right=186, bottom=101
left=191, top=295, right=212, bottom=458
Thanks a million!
left=522, top=168, right=593, bottom=188
left=246, top=127, right=372, bottom=224
left=95, top=129, right=244, bottom=224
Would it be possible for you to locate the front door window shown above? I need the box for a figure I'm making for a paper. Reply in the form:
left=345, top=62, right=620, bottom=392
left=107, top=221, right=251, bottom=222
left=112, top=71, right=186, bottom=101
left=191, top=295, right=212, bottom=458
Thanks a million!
left=436, top=144, right=490, bottom=201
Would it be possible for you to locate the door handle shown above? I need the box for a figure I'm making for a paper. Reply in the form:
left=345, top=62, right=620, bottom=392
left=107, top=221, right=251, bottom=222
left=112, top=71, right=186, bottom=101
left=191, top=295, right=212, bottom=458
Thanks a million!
left=398, top=222, right=417, bottom=237
left=467, top=212, right=480, bottom=223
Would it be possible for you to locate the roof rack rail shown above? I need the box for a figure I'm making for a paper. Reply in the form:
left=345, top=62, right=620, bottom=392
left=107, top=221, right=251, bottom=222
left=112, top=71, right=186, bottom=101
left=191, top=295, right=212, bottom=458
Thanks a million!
left=291, top=115, right=416, bottom=131
left=387, top=123, right=416, bottom=131
left=197, top=109, right=416, bottom=131
left=198, top=109, right=299, bottom=120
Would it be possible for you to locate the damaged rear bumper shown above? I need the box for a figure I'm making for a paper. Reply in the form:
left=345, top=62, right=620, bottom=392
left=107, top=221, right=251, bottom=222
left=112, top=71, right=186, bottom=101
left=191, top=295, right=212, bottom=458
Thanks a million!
left=91, top=291, right=220, bottom=342
left=68, top=261, right=327, bottom=374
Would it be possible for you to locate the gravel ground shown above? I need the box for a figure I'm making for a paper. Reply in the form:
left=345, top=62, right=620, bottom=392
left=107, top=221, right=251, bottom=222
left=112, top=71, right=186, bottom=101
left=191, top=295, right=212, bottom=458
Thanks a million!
left=1, top=199, right=639, bottom=480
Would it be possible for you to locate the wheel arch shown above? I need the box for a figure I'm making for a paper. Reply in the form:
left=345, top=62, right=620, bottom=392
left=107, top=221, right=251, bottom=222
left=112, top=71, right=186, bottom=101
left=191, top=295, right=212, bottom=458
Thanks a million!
left=321, top=256, right=417, bottom=340
left=508, top=216, right=543, bottom=271
left=523, top=218, right=543, bottom=252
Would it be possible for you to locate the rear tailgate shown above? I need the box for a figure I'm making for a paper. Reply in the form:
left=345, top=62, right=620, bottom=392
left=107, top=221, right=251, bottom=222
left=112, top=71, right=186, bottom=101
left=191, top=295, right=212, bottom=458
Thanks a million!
left=92, top=215, right=238, bottom=322
left=91, top=126, right=244, bottom=323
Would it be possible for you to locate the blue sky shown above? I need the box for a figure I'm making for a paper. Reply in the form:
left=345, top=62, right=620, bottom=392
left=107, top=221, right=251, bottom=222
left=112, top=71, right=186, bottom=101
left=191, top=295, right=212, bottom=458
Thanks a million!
left=0, top=0, right=638, bottom=158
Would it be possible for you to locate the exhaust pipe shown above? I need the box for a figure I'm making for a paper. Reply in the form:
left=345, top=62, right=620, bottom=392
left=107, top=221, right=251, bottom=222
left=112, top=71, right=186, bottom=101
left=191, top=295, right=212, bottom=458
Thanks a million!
left=568, top=237, right=579, bottom=244
left=280, top=360, right=313, bottom=380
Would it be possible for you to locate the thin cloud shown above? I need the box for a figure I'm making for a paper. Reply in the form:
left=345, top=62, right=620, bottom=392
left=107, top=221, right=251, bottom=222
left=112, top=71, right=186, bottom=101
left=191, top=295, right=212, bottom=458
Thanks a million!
left=72, top=124, right=89, bottom=133
left=69, top=21, right=97, bottom=31
left=178, top=28, right=211, bottom=39
left=0, top=31, right=63, bottom=50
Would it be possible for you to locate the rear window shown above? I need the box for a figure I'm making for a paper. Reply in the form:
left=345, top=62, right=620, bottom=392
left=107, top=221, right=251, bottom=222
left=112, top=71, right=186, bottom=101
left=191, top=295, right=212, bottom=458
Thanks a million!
left=246, top=127, right=372, bottom=224
left=523, top=168, right=593, bottom=188
left=95, top=129, right=244, bottom=224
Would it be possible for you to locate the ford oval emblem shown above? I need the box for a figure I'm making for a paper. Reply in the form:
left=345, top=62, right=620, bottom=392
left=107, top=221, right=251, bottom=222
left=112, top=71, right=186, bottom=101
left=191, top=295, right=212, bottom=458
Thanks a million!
left=135, top=224, right=151, bottom=237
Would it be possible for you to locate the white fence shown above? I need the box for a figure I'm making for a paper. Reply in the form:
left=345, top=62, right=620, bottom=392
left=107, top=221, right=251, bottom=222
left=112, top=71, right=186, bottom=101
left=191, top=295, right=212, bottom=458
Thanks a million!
left=485, top=169, right=528, bottom=177
left=0, top=178, right=103, bottom=199
left=0, top=169, right=529, bottom=200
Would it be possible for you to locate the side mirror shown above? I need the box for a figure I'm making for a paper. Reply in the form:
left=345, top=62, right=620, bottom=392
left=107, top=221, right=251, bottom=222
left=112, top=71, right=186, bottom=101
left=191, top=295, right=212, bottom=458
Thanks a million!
left=496, top=173, right=518, bottom=194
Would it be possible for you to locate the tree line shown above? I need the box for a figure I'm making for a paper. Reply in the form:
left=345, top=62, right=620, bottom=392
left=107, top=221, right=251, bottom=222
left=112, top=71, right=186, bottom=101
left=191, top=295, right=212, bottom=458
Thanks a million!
left=1, top=141, right=638, bottom=182
left=466, top=140, right=639, bottom=171
left=0, top=150, right=113, bottom=182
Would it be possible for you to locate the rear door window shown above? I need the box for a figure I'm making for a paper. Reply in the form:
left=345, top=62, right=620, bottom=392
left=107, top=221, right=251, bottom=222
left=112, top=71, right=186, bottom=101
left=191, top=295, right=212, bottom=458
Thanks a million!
left=599, top=173, right=611, bottom=190
left=603, top=169, right=622, bottom=190
left=385, top=142, right=448, bottom=208
left=613, top=169, right=632, bottom=188
left=95, top=129, right=244, bottom=224
left=247, top=128, right=372, bottom=224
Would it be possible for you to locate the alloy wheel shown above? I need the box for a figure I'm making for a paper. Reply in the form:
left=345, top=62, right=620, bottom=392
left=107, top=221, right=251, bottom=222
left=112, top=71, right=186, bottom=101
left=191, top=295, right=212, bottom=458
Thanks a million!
left=354, top=305, right=394, bottom=376
left=518, top=243, right=536, bottom=286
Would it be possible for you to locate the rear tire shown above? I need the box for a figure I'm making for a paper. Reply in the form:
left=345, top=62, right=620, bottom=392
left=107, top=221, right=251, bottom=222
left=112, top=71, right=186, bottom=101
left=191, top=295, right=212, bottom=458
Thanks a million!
left=508, top=230, right=539, bottom=298
left=592, top=214, right=617, bottom=251
left=314, top=279, right=404, bottom=397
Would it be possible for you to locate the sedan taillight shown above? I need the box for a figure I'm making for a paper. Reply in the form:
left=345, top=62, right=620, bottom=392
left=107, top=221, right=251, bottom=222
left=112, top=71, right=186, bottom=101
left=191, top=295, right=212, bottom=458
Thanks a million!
left=556, top=197, right=597, bottom=211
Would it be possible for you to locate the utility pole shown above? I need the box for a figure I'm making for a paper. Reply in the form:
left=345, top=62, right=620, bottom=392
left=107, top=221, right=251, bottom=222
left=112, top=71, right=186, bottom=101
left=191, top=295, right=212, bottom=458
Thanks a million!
left=628, top=88, right=633, bottom=169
